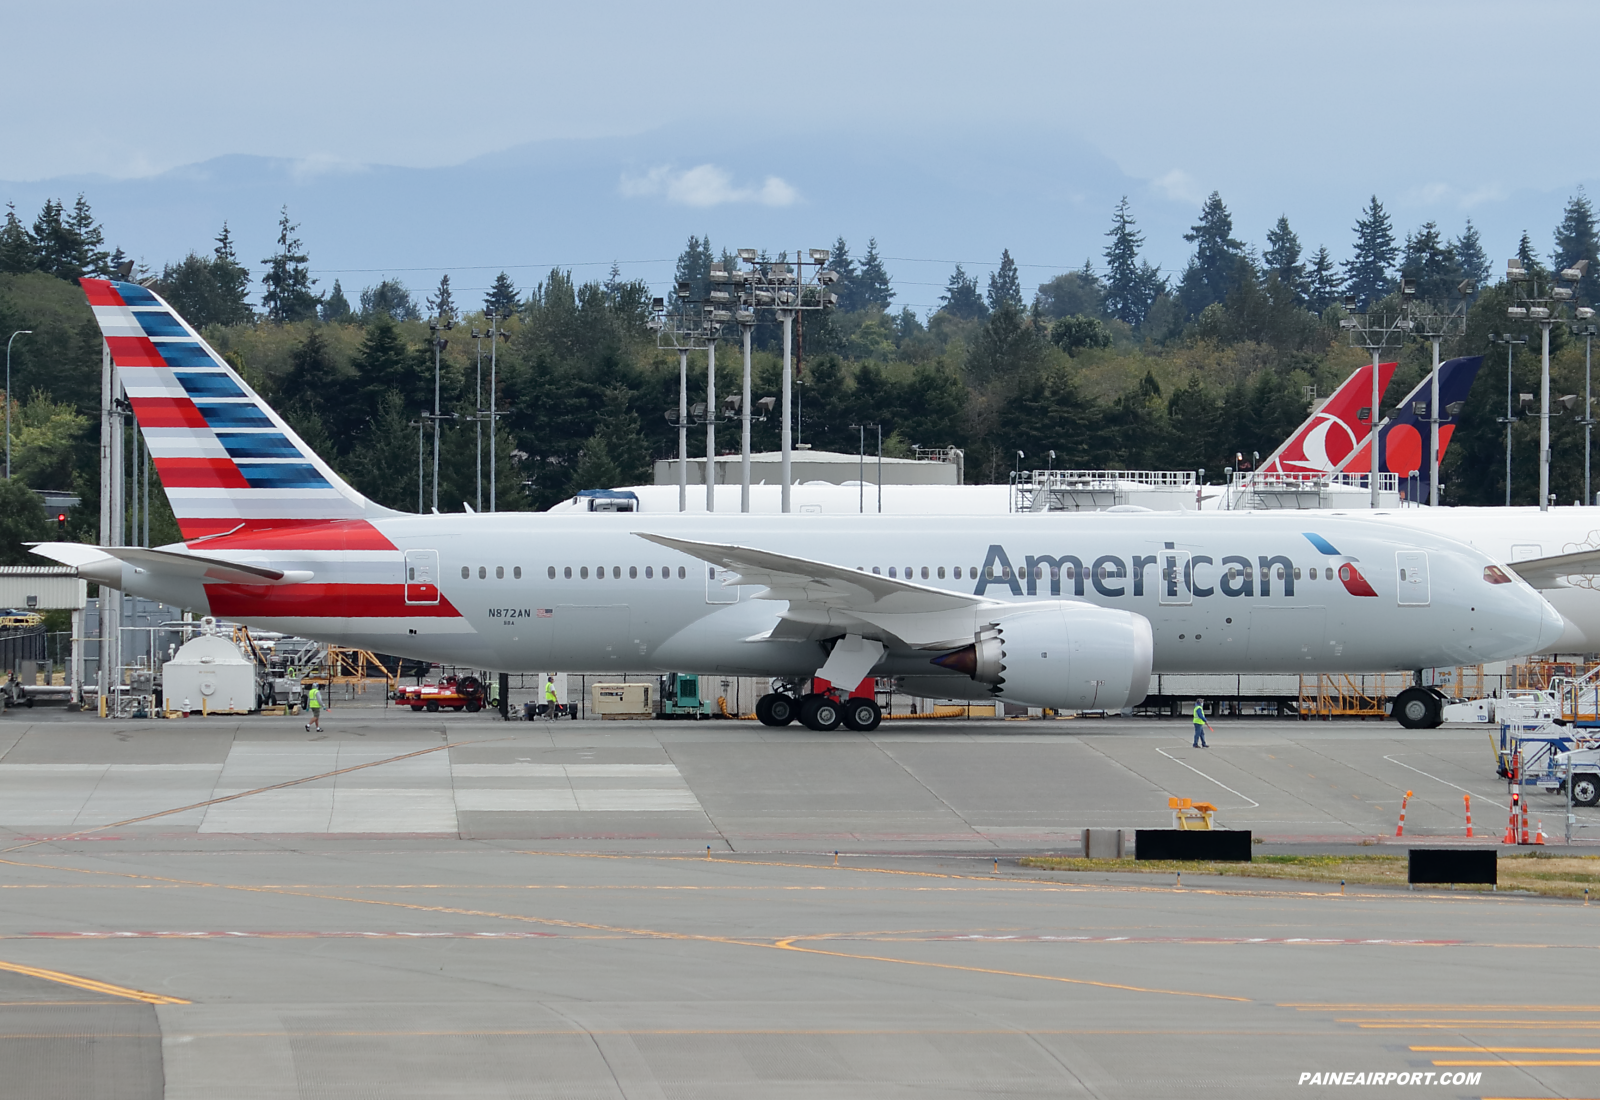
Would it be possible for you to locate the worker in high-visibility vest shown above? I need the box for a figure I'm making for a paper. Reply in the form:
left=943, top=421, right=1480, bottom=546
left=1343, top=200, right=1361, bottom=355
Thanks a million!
left=1192, top=699, right=1212, bottom=748
left=544, top=675, right=558, bottom=720
left=305, top=683, right=323, bottom=733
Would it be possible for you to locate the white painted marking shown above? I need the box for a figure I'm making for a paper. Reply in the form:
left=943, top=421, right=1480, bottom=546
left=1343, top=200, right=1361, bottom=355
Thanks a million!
left=451, top=764, right=679, bottom=778
left=1154, top=747, right=1260, bottom=808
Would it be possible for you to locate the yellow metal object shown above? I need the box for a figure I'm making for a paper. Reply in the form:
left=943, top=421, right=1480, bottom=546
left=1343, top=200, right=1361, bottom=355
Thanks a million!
left=1298, top=673, right=1411, bottom=719
left=1168, top=796, right=1217, bottom=830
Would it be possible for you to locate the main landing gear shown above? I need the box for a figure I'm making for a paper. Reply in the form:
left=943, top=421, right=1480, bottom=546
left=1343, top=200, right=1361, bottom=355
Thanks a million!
left=756, top=691, right=881, bottom=732
left=1391, top=686, right=1444, bottom=730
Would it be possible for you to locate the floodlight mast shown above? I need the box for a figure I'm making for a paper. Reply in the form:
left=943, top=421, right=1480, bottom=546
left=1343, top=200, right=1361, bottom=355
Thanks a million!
left=651, top=292, right=714, bottom=512
left=1507, top=257, right=1588, bottom=511
left=1408, top=282, right=1472, bottom=506
left=1339, top=290, right=1416, bottom=507
left=727, top=248, right=838, bottom=512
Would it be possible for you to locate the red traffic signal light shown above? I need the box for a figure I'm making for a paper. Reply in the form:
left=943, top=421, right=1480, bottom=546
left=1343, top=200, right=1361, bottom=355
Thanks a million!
left=56, top=513, right=66, bottom=533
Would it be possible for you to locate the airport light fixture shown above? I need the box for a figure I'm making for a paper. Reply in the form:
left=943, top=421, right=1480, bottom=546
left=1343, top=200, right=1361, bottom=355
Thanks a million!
left=1573, top=319, right=1600, bottom=505
left=1507, top=257, right=1588, bottom=511
left=1488, top=331, right=1530, bottom=506
left=1408, top=280, right=1474, bottom=506
left=722, top=248, right=839, bottom=511
left=471, top=328, right=484, bottom=512
left=5, top=329, right=31, bottom=480
left=650, top=293, right=720, bottom=511
left=485, top=308, right=511, bottom=512
left=427, top=318, right=453, bottom=515
left=1339, top=292, right=1416, bottom=507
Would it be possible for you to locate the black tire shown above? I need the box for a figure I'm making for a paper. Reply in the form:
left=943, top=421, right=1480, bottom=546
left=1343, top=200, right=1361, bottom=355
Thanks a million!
left=799, top=693, right=842, bottom=731
left=841, top=697, right=882, bottom=732
left=754, top=694, right=774, bottom=725
left=1392, top=687, right=1441, bottom=730
left=425, top=701, right=440, bottom=713
left=764, top=694, right=798, bottom=726
left=1574, top=774, right=1600, bottom=807
left=465, top=700, right=481, bottom=713
left=410, top=704, right=424, bottom=711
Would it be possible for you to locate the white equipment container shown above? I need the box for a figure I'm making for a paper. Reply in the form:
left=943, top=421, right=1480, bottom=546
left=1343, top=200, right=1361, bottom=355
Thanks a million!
left=162, top=633, right=256, bottom=715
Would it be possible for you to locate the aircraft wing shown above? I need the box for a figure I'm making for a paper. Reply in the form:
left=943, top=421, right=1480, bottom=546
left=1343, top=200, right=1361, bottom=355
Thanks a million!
left=1506, top=548, right=1600, bottom=589
left=635, top=533, right=1007, bottom=647
left=29, top=543, right=313, bottom=586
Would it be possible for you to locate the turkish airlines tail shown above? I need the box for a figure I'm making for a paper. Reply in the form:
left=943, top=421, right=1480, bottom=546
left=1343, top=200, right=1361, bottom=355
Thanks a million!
left=1339, top=355, right=1486, bottom=502
left=1255, top=360, right=1398, bottom=478
left=80, top=278, right=397, bottom=544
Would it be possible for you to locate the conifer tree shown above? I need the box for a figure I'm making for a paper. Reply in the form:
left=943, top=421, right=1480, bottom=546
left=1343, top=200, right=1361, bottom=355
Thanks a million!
left=30, top=200, right=69, bottom=278
left=1401, top=221, right=1462, bottom=301
left=826, top=237, right=860, bottom=310
left=427, top=273, right=456, bottom=323
left=211, top=222, right=252, bottom=324
left=1453, top=220, right=1490, bottom=291
left=260, top=207, right=320, bottom=323
left=1103, top=196, right=1156, bottom=327
left=1178, top=192, right=1247, bottom=317
left=320, top=280, right=352, bottom=323
left=484, top=272, right=519, bottom=316
left=1262, top=215, right=1305, bottom=302
left=1343, top=195, right=1397, bottom=309
left=673, top=235, right=713, bottom=304
left=938, top=264, right=987, bottom=320
left=0, top=203, right=35, bottom=274
left=986, top=248, right=1023, bottom=312
left=1553, top=188, right=1600, bottom=303
left=856, top=238, right=893, bottom=310
left=1305, top=246, right=1342, bottom=312
left=64, top=195, right=110, bottom=278
left=1517, top=230, right=1544, bottom=277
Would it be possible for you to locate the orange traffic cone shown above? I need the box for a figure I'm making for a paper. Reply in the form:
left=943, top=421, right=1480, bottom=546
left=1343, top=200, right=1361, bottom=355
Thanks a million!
left=1535, top=821, right=1547, bottom=845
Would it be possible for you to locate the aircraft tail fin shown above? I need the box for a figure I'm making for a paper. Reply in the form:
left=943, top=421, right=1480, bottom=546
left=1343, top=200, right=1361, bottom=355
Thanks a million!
left=80, top=278, right=396, bottom=543
left=1341, top=355, right=1485, bottom=501
left=1256, top=360, right=1397, bottom=477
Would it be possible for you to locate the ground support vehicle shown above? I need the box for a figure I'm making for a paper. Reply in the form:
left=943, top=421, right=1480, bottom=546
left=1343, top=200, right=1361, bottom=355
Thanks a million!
left=395, top=675, right=486, bottom=713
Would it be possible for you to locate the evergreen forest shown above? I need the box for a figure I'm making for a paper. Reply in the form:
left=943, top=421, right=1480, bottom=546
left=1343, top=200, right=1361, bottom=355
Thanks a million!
left=4, top=189, right=1600, bottom=564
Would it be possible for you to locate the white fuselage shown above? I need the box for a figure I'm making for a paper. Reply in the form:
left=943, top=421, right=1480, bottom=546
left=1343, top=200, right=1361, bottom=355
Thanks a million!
left=101, top=511, right=1562, bottom=682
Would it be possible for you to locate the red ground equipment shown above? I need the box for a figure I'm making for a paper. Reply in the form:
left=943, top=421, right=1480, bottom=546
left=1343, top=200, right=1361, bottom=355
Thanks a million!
left=395, top=675, right=486, bottom=713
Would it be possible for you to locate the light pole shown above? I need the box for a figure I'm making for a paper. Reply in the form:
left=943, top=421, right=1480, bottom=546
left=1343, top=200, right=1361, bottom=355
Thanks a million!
left=1506, top=256, right=1593, bottom=511
left=487, top=309, right=508, bottom=511
left=5, top=330, right=31, bottom=479
left=1338, top=289, right=1416, bottom=507
left=1489, top=332, right=1529, bottom=506
left=472, top=327, right=483, bottom=511
left=1410, top=282, right=1473, bottom=506
left=409, top=418, right=424, bottom=513
left=427, top=318, right=452, bottom=513
left=851, top=423, right=867, bottom=513
left=1574, top=322, right=1598, bottom=506
left=649, top=292, right=714, bottom=513
left=738, top=308, right=755, bottom=512
left=729, top=248, right=839, bottom=512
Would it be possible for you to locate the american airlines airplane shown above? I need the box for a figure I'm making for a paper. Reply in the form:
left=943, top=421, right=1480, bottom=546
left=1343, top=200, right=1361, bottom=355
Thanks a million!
left=33, top=279, right=1565, bottom=732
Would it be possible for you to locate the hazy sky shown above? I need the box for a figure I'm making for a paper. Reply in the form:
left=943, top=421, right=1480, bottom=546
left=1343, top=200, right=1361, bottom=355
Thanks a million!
left=2, top=1, right=1592, bottom=298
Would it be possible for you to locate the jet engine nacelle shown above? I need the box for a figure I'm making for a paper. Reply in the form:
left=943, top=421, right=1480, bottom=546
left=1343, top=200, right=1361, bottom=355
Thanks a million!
left=932, top=603, right=1153, bottom=711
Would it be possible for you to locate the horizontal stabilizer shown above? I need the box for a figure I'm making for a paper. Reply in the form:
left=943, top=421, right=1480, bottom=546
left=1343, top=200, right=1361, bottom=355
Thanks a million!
left=29, top=542, right=313, bottom=586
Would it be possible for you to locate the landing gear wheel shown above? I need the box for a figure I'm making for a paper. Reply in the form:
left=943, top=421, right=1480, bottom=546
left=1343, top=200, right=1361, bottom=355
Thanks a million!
left=1392, top=687, right=1442, bottom=730
left=841, top=697, right=882, bottom=732
left=1574, top=774, right=1600, bottom=807
left=799, top=693, right=843, bottom=731
left=758, top=693, right=797, bottom=727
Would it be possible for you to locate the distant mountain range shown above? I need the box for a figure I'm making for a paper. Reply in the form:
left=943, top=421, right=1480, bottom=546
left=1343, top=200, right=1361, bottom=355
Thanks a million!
left=1, top=128, right=1585, bottom=314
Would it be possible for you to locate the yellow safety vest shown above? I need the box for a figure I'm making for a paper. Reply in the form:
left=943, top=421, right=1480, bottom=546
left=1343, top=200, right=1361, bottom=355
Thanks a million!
left=1192, top=704, right=1204, bottom=724
left=545, top=681, right=558, bottom=702
left=308, top=686, right=322, bottom=708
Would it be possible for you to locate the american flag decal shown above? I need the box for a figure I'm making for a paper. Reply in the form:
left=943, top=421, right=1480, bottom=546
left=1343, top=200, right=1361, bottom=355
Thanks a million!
left=537, top=608, right=553, bottom=618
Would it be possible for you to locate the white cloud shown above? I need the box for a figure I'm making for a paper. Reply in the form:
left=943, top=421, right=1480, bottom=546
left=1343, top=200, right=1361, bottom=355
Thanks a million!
left=618, top=163, right=800, bottom=207
left=1151, top=168, right=1203, bottom=205
left=1402, top=181, right=1509, bottom=211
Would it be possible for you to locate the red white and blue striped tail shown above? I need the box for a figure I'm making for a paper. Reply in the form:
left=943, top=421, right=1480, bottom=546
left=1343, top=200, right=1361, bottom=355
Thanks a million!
left=81, top=278, right=397, bottom=543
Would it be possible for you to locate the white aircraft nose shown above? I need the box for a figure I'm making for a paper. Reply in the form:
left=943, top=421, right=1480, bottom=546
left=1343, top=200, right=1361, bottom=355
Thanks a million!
left=1534, top=592, right=1568, bottom=653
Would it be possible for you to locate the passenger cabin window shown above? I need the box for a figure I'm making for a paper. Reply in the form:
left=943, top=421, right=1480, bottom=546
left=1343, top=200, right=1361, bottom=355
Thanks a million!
left=496, top=566, right=504, bottom=579
left=646, top=566, right=654, bottom=578
left=563, top=566, right=571, bottom=579
left=580, top=567, right=589, bottom=579
left=677, top=566, right=686, bottom=579
left=613, top=566, right=621, bottom=579
left=461, top=567, right=469, bottom=579
left=513, top=567, right=521, bottom=579
left=888, top=567, right=897, bottom=578
left=954, top=567, right=962, bottom=579
left=478, top=566, right=486, bottom=579
left=937, top=567, right=945, bottom=579
left=921, top=567, right=929, bottom=579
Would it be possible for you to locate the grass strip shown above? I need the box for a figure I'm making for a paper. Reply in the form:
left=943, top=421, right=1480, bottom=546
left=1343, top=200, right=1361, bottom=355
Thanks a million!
left=1016, top=853, right=1600, bottom=898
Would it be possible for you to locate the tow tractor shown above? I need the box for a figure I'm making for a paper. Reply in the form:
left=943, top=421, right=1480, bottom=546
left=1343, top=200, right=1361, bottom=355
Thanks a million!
left=395, top=674, right=486, bottom=713
left=1553, top=741, right=1600, bottom=807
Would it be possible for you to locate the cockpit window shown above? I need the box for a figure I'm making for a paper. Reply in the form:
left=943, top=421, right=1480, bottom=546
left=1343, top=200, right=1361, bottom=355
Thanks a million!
left=1483, top=565, right=1513, bottom=585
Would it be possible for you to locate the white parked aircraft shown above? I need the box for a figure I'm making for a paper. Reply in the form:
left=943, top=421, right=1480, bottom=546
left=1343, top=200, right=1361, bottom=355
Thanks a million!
left=33, top=280, right=1565, bottom=732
